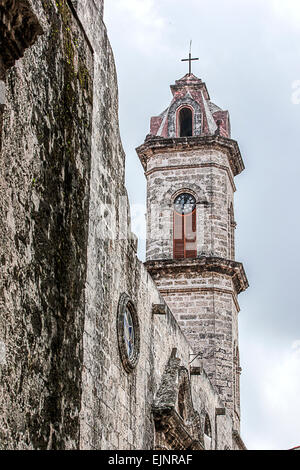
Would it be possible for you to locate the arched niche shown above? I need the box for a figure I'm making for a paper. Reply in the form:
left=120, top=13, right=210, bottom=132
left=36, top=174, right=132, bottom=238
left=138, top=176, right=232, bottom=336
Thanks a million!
left=178, top=106, right=193, bottom=137
left=167, top=96, right=202, bottom=137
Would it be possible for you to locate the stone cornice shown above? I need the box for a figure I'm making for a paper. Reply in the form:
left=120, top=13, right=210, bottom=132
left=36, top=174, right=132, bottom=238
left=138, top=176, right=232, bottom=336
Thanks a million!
left=145, top=256, right=249, bottom=295
left=136, top=135, right=245, bottom=177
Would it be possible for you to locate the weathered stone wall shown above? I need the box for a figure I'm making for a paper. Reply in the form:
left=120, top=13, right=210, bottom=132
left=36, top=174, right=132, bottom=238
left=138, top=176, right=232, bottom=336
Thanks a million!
left=151, top=269, right=240, bottom=430
left=0, top=0, right=93, bottom=449
left=80, top=245, right=235, bottom=449
left=191, top=369, right=233, bottom=450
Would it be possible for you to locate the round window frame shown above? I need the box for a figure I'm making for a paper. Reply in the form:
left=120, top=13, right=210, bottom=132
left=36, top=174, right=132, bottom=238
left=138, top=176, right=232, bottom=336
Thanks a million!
left=117, top=293, right=140, bottom=373
left=174, top=192, right=196, bottom=215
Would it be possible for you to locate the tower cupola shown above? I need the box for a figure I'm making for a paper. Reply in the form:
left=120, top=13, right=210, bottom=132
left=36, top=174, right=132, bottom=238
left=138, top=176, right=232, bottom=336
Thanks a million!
left=149, top=74, right=230, bottom=139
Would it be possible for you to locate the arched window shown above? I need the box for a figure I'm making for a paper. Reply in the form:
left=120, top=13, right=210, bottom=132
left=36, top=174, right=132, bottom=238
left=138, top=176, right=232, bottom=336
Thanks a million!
left=178, top=107, right=193, bottom=137
left=173, top=193, right=197, bottom=259
left=204, top=414, right=212, bottom=450
left=204, top=414, right=212, bottom=438
left=234, top=347, right=241, bottom=414
left=228, top=204, right=235, bottom=260
left=178, top=382, right=186, bottom=421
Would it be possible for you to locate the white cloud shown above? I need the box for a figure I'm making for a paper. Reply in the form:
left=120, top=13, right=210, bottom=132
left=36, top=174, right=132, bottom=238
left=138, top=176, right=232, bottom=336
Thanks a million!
left=115, top=0, right=161, bottom=23
left=263, top=341, right=300, bottom=421
left=269, top=0, right=300, bottom=29
left=130, top=203, right=146, bottom=242
left=245, top=340, right=300, bottom=450
left=292, top=340, right=300, bottom=350
left=105, top=0, right=169, bottom=55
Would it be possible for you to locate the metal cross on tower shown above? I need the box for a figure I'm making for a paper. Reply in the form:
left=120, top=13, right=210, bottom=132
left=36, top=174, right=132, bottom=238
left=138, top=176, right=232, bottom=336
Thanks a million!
left=181, top=41, right=199, bottom=75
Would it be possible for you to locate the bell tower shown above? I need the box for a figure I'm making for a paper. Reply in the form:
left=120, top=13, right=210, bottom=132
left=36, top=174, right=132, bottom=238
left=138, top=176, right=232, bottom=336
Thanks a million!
left=136, top=72, right=248, bottom=430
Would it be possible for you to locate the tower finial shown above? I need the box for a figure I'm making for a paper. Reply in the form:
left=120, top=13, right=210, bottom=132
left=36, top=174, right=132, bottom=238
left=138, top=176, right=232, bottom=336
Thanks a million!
left=181, top=41, right=199, bottom=76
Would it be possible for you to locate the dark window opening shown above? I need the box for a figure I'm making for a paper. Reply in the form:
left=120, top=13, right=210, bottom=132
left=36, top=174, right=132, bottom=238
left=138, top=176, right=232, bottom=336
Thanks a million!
left=179, top=107, right=193, bottom=137
left=234, top=347, right=241, bottom=413
left=178, top=383, right=186, bottom=420
left=204, top=414, right=212, bottom=438
left=229, top=204, right=235, bottom=260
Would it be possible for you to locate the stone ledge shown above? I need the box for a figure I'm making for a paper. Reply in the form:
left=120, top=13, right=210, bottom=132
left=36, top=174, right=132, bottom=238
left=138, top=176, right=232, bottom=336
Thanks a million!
left=136, top=135, right=245, bottom=177
left=145, top=256, right=249, bottom=295
left=152, top=303, right=168, bottom=315
left=190, top=366, right=202, bottom=376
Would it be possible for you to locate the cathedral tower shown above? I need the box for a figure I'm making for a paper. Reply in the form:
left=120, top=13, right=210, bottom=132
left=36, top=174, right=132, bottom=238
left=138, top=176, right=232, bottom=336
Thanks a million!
left=136, top=72, right=248, bottom=431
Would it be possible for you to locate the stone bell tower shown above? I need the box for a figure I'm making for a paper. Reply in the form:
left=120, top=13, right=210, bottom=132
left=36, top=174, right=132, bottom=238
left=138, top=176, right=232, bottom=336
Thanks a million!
left=136, top=71, right=249, bottom=431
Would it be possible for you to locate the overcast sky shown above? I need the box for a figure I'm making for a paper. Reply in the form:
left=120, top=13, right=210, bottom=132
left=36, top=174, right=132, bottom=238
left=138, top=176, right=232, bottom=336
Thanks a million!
left=104, top=0, right=300, bottom=450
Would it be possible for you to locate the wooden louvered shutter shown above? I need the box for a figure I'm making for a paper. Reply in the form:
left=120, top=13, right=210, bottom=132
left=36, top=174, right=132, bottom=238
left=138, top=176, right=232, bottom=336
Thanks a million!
left=173, top=212, right=184, bottom=259
left=173, top=209, right=197, bottom=259
left=184, top=209, right=197, bottom=258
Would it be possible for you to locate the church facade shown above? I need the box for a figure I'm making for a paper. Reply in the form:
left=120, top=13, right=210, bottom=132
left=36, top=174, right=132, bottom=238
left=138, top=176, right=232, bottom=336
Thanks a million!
left=0, top=0, right=248, bottom=450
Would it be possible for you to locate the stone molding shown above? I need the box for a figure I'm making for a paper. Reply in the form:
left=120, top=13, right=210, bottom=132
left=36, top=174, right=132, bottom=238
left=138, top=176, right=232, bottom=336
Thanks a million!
left=167, top=95, right=202, bottom=137
left=136, top=135, right=244, bottom=177
left=145, top=256, right=249, bottom=295
left=116, top=293, right=140, bottom=374
left=161, top=182, right=208, bottom=207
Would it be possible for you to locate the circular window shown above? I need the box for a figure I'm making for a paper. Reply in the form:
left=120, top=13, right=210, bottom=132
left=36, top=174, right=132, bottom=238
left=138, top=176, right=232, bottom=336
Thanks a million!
left=117, top=293, right=140, bottom=373
left=174, top=193, right=196, bottom=215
